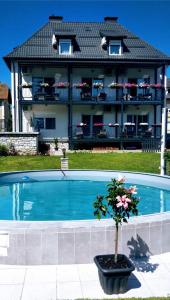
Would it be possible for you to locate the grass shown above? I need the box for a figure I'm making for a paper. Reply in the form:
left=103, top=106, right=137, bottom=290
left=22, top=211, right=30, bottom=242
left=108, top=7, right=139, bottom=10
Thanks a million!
left=0, top=152, right=160, bottom=174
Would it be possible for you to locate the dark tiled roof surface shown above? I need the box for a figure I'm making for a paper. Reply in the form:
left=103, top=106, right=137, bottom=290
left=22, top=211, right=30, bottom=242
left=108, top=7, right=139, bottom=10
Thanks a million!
left=4, top=20, right=170, bottom=62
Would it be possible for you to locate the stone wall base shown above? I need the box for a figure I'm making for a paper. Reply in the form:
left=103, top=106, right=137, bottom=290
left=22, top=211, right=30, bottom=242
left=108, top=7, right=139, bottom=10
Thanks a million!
left=0, top=132, right=39, bottom=155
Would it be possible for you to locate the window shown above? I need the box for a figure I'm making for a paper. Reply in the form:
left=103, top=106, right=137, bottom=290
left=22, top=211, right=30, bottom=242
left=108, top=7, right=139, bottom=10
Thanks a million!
left=34, top=118, right=44, bottom=130
left=45, top=118, right=55, bottom=129
left=32, top=77, right=43, bottom=95
left=109, top=40, right=122, bottom=55
left=34, top=117, right=55, bottom=130
left=168, top=88, right=170, bottom=94
left=59, top=39, right=72, bottom=55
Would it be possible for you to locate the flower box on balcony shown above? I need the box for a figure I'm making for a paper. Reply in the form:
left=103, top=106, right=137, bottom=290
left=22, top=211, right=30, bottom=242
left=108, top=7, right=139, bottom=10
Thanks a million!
left=40, top=83, right=49, bottom=87
left=150, top=83, right=163, bottom=89
left=93, top=83, right=104, bottom=89
left=138, top=83, right=150, bottom=89
left=108, top=123, right=119, bottom=127
left=108, top=83, right=123, bottom=89
left=53, top=82, right=69, bottom=89
left=93, top=123, right=104, bottom=127
left=124, top=83, right=138, bottom=88
left=124, top=122, right=135, bottom=126
left=77, top=123, right=87, bottom=127
left=19, top=83, right=32, bottom=88
left=73, top=83, right=90, bottom=89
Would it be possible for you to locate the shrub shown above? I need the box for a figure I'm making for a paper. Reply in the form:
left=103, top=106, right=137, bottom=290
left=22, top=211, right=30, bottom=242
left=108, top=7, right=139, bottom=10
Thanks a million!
left=0, top=144, right=9, bottom=156
left=8, top=143, right=18, bottom=156
left=38, top=142, right=50, bottom=155
left=165, top=151, right=170, bottom=161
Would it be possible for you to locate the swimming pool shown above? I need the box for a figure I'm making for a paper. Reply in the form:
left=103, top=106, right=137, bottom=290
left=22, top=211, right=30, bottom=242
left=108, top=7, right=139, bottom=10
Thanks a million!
left=0, top=174, right=170, bottom=221
left=0, top=170, right=169, bottom=265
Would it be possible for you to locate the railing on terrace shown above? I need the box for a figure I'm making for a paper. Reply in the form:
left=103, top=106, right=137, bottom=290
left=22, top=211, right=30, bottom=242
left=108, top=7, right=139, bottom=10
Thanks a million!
left=72, top=123, right=162, bottom=140
left=19, top=82, right=164, bottom=103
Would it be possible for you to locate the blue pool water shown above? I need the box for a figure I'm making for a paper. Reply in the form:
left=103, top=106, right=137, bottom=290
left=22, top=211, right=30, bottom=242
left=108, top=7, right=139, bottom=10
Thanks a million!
left=0, top=179, right=170, bottom=221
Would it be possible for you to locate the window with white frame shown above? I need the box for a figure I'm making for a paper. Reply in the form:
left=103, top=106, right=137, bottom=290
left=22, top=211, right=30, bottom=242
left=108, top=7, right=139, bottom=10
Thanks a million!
left=34, top=117, right=56, bottom=130
left=59, top=39, right=72, bottom=55
left=109, top=40, right=122, bottom=55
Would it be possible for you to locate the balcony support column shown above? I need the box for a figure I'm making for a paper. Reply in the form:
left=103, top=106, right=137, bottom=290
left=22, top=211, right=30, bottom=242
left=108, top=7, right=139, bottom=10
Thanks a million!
left=120, top=102, right=124, bottom=150
left=154, top=105, right=157, bottom=138
left=68, top=65, right=73, bottom=149
left=154, top=67, right=157, bottom=101
left=115, top=106, right=118, bottom=138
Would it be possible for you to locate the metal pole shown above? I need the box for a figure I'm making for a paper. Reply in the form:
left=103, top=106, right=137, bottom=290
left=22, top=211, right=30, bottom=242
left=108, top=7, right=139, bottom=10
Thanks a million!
left=160, top=107, right=166, bottom=175
left=160, top=65, right=167, bottom=176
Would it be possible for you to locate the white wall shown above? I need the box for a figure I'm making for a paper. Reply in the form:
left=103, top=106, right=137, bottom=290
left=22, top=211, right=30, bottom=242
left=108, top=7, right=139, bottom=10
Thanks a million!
left=22, top=104, right=68, bottom=139
left=0, top=104, right=4, bottom=119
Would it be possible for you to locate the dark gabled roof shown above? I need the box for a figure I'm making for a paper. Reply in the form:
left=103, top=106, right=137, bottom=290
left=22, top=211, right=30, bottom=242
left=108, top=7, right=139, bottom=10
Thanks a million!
left=4, top=17, right=170, bottom=67
left=100, top=30, right=127, bottom=39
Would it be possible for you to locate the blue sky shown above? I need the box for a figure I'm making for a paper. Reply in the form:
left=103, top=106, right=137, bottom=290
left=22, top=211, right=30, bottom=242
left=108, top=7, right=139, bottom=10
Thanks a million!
left=1, top=0, right=170, bottom=86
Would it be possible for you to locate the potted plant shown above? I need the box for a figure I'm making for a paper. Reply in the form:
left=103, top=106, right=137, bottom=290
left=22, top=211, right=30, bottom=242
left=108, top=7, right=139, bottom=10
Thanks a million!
left=54, top=138, right=58, bottom=151
left=93, top=176, right=139, bottom=294
left=60, top=147, right=69, bottom=170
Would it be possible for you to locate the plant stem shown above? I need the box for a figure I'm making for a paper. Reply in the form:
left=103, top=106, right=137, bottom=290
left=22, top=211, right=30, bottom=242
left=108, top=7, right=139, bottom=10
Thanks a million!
left=114, top=223, right=119, bottom=264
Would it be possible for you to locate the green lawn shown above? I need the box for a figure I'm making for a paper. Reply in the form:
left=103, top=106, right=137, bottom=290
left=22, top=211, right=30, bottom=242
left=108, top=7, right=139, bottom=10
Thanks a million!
left=0, top=152, right=160, bottom=174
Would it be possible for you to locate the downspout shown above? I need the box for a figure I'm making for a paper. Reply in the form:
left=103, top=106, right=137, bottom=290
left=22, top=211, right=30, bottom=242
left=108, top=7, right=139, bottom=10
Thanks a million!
left=11, top=61, right=16, bottom=132
left=160, top=65, right=167, bottom=176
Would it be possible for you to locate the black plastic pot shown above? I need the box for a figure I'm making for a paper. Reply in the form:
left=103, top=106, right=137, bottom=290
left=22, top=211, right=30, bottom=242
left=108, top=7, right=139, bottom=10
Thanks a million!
left=94, top=254, right=135, bottom=295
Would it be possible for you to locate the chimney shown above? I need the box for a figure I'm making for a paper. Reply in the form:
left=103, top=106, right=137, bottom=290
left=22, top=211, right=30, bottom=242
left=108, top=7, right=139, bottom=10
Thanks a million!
left=49, top=16, right=63, bottom=22
left=104, top=17, right=118, bottom=23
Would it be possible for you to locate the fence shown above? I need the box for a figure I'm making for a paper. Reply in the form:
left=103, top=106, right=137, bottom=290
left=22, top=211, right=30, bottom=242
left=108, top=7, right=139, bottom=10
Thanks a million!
left=142, top=138, right=161, bottom=152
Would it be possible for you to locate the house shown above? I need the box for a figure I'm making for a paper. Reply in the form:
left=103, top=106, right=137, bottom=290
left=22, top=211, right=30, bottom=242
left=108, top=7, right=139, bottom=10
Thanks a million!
left=166, top=79, right=170, bottom=136
left=3, top=16, right=170, bottom=150
left=0, top=83, right=11, bottom=131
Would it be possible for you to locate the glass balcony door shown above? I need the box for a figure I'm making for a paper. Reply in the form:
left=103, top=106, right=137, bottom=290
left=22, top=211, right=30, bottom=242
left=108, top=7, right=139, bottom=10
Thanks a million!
left=127, top=114, right=149, bottom=136
left=82, top=115, right=103, bottom=137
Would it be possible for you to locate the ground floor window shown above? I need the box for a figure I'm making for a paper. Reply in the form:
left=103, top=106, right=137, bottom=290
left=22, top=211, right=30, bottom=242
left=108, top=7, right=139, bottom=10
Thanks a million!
left=34, top=117, right=56, bottom=130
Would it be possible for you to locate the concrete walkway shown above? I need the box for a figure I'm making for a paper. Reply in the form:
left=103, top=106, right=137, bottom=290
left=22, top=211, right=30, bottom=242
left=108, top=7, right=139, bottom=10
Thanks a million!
left=0, top=252, right=170, bottom=300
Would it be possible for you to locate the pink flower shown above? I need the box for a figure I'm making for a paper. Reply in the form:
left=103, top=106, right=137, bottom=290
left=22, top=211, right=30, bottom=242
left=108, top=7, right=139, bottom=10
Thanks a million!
left=128, top=186, right=137, bottom=194
left=117, top=175, right=126, bottom=183
left=116, top=195, right=131, bottom=209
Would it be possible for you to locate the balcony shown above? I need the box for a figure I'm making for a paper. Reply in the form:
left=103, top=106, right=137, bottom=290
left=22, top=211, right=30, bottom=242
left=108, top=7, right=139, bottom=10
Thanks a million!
left=72, top=123, right=161, bottom=141
left=19, top=81, right=164, bottom=104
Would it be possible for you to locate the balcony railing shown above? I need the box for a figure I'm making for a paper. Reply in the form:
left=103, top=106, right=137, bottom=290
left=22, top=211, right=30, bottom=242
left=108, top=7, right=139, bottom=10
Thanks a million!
left=72, top=123, right=162, bottom=140
left=19, top=82, right=164, bottom=103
